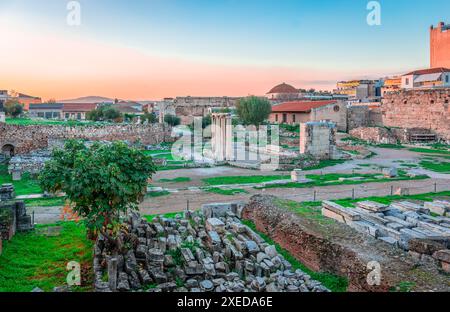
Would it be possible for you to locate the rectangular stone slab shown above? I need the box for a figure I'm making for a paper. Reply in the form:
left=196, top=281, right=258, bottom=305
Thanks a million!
left=322, top=201, right=361, bottom=221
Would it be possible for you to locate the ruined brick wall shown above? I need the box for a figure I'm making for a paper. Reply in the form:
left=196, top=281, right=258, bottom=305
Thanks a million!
left=381, top=89, right=450, bottom=141
left=242, top=195, right=450, bottom=292
left=347, top=106, right=369, bottom=130
left=0, top=123, right=172, bottom=155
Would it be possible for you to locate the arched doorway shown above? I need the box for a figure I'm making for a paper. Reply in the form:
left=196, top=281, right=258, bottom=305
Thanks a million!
left=1, top=144, right=15, bottom=158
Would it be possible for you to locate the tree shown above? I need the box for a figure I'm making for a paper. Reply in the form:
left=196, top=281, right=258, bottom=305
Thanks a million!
left=4, top=99, right=23, bottom=117
left=164, top=114, right=181, bottom=127
left=141, top=112, right=158, bottom=124
left=86, top=104, right=122, bottom=122
left=236, top=96, right=272, bottom=127
left=39, top=140, right=156, bottom=251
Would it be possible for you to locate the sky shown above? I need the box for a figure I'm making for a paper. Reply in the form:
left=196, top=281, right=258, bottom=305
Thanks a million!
left=0, top=0, right=449, bottom=101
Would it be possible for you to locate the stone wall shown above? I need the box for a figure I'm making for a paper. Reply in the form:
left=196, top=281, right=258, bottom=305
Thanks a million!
left=381, top=89, right=450, bottom=142
left=0, top=123, right=172, bottom=155
left=349, top=126, right=437, bottom=144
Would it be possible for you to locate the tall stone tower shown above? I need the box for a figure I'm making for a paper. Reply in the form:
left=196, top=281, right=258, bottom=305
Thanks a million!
left=430, top=22, right=450, bottom=68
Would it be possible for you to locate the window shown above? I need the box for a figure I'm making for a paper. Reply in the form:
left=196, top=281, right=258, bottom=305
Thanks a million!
left=65, top=113, right=70, bottom=119
left=77, top=113, right=82, bottom=120
left=275, top=114, right=278, bottom=122
left=292, top=114, right=296, bottom=123
left=282, top=114, right=287, bottom=123
left=405, top=78, right=410, bottom=85
left=446, top=75, right=449, bottom=83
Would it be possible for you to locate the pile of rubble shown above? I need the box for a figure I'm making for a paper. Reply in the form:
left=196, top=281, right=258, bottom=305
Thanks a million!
left=322, top=199, right=450, bottom=272
left=93, top=203, right=329, bottom=292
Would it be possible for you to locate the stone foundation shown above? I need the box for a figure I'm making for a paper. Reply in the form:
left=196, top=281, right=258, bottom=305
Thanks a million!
left=300, top=121, right=338, bottom=160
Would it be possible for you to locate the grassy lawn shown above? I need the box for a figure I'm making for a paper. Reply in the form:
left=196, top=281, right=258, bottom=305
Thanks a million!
left=409, top=147, right=450, bottom=155
left=205, top=187, right=249, bottom=196
left=0, top=164, right=42, bottom=196
left=256, top=172, right=429, bottom=190
left=419, top=160, right=450, bottom=173
left=5, top=117, right=113, bottom=127
left=146, top=190, right=171, bottom=198
left=203, top=172, right=429, bottom=189
left=302, top=159, right=346, bottom=170
left=23, top=197, right=66, bottom=207
left=0, top=222, right=93, bottom=292
left=241, top=219, right=348, bottom=292
left=203, top=174, right=289, bottom=186
left=329, top=190, right=450, bottom=208
left=156, top=177, right=191, bottom=183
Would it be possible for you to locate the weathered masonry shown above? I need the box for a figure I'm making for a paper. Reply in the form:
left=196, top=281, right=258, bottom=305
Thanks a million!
left=0, top=123, right=172, bottom=155
left=381, top=89, right=450, bottom=142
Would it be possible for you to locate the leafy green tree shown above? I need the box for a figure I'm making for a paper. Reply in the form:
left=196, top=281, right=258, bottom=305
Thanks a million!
left=236, top=96, right=272, bottom=127
left=4, top=99, right=23, bottom=117
left=141, top=112, right=158, bottom=124
left=164, top=114, right=181, bottom=127
left=39, top=140, right=156, bottom=250
left=86, top=104, right=122, bottom=122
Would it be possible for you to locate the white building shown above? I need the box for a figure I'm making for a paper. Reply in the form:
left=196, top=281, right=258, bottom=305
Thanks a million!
left=402, top=67, right=450, bottom=89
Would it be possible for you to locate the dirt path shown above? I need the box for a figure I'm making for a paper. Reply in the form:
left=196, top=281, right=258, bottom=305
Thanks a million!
left=139, top=177, right=450, bottom=215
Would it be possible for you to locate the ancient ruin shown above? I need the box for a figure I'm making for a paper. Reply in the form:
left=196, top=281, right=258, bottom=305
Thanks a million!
left=210, top=113, right=233, bottom=162
left=300, top=121, right=338, bottom=160
left=93, top=203, right=329, bottom=292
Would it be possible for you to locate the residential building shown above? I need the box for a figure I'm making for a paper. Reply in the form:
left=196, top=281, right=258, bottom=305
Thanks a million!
left=381, top=77, right=402, bottom=96
left=29, top=103, right=63, bottom=119
left=430, top=22, right=450, bottom=68
left=113, top=101, right=144, bottom=115
left=334, top=80, right=380, bottom=100
left=63, top=103, right=97, bottom=120
left=401, top=67, right=450, bottom=89
left=269, top=100, right=347, bottom=131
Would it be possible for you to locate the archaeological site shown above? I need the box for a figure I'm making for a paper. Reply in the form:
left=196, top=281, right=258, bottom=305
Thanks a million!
left=1, top=2, right=450, bottom=311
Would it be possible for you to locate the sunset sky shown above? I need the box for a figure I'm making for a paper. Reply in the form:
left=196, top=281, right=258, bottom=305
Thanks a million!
left=0, top=0, right=449, bottom=101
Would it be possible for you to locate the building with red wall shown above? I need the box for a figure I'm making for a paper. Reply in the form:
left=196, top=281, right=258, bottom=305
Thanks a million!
left=431, top=22, right=450, bottom=68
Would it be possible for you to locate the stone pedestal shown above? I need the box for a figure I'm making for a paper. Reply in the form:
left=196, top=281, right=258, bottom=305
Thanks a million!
left=291, top=169, right=306, bottom=182
left=0, top=112, right=5, bottom=123
left=12, top=169, right=22, bottom=181
left=300, top=121, right=337, bottom=160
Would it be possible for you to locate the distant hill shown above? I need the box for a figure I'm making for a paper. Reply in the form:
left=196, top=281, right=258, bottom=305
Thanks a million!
left=59, top=96, right=118, bottom=103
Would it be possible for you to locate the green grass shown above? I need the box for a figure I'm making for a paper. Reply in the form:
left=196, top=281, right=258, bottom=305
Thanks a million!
left=202, top=172, right=429, bottom=189
left=419, top=160, right=450, bottom=173
left=203, top=175, right=289, bottom=186
left=302, top=159, right=346, bottom=171
left=205, top=187, right=249, bottom=196
left=330, top=190, right=450, bottom=208
left=146, top=191, right=171, bottom=198
left=144, top=212, right=181, bottom=222
left=23, top=197, right=66, bottom=207
left=5, top=117, right=114, bottom=127
left=409, top=147, right=450, bottom=155
left=0, top=222, right=93, bottom=292
left=0, top=164, right=42, bottom=196
left=241, top=219, right=348, bottom=292
left=157, top=177, right=191, bottom=183
left=275, top=199, right=332, bottom=225
left=256, top=172, right=429, bottom=190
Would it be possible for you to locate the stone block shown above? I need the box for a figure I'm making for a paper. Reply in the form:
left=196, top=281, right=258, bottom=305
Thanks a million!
left=206, top=218, right=225, bottom=233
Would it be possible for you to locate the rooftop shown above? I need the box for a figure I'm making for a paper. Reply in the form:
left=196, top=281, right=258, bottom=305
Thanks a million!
left=404, top=67, right=450, bottom=76
left=267, top=83, right=299, bottom=94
